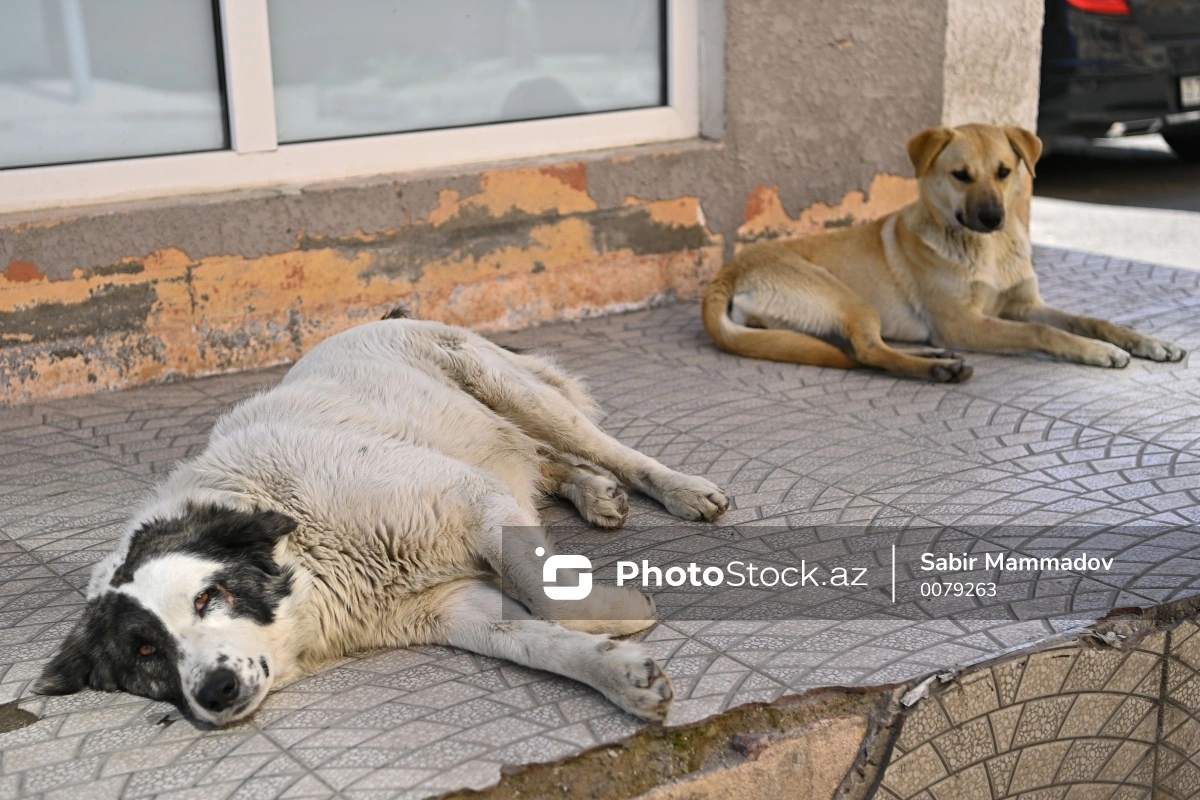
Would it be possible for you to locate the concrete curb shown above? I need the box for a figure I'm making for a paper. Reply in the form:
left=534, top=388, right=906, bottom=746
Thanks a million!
left=1030, top=196, right=1200, bottom=273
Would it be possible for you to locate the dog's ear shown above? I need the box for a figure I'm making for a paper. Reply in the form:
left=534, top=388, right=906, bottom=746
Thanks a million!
left=190, top=506, right=297, bottom=547
left=907, top=127, right=955, bottom=177
left=35, top=624, right=92, bottom=695
left=231, top=509, right=298, bottom=545
left=198, top=507, right=298, bottom=576
left=1004, top=126, right=1043, bottom=179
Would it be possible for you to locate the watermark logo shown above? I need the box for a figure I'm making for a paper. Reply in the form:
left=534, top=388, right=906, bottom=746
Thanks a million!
left=538, top=547, right=593, bottom=600
left=509, top=526, right=1134, bottom=623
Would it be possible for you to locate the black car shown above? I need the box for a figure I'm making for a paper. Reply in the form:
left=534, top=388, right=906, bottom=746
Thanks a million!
left=1040, top=0, right=1200, bottom=160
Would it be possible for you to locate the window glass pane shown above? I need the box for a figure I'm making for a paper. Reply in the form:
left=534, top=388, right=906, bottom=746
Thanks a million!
left=268, top=0, right=664, bottom=144
left=0, top=0, right=227, bottom=169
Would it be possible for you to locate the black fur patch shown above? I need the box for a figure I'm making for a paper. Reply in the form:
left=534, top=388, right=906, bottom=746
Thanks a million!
left=212, top=561, right=293, bottom=626
left=35, top=593, right=184, bottom=703
left=111, top=504, right=296, bottom=589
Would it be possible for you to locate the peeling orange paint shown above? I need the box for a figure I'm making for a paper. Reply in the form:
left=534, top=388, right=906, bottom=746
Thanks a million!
left=431, top=165, right=599, bottom=221
left=743, top=186, right=775, bottom=227
left=185, top=248, right=412, bottom=374
left=6, top=217, right=70, bottom=234
left=738, top=174, right=918, bottom=246
left=0, top=171, right=722, bottom=404
left=628, top=196, right=710, bottom=229
left=4, top=260, right=43, bottom=283
left=538, top=163, right=588, bottom=193
left=427, top=189, right=463, bottom=228
left=300, top=226, right=400, bottom=247
left=0, top=248, right=188, bottom=309
left=430, top=248, right=721, bottom=333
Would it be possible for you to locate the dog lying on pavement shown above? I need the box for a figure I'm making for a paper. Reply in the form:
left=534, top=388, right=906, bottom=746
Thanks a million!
left=36, top=315, right=728, bottom=725
left=703, top=123, right=1185, bottom=381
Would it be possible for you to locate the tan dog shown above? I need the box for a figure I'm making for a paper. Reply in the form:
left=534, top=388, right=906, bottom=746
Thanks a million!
left=703, top=123, right=1185, bottom=381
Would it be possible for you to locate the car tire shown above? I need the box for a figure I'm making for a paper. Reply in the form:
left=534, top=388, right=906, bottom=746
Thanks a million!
left=1164, top=131, right=1200, bottom=162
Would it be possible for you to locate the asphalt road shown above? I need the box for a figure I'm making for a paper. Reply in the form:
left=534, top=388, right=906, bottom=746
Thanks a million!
left=1034, top=136, right=1200, bottom=212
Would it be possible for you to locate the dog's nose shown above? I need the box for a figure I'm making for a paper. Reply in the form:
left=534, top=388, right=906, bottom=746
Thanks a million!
left=196, top=668, right=240, bottom=713
left=977, top=208, right=1004, bottom=231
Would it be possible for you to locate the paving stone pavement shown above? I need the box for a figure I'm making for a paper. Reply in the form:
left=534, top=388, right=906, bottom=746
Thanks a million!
left=2, top=246, right=1200, bottom=799
left=877, top=617, right=1200, bottom=799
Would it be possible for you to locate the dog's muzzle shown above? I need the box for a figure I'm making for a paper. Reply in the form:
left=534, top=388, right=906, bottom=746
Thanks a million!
left=195, top=667, right=240, bottom=714
left=976, top=208, right=1004, bottom=232
left=956, top=208, right=1005, bottom=233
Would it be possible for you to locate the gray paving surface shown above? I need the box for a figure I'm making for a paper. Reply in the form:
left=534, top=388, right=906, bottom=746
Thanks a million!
left=2, top=246, right=1200, bottom=799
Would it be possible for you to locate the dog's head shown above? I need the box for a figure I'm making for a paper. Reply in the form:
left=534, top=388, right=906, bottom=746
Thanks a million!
left=36, top=505, right=296, bottom=726
left=907, top=123, right=1042, bottom=234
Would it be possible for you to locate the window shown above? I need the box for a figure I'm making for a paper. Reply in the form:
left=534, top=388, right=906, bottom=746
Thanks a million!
left=0, top=0, right=227, bottom=169
left=0, top=0, right=698, bottom=214
left=268, top=0, right=665, bottom=143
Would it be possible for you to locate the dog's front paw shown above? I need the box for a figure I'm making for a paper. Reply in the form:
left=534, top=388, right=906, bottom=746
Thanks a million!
left=1128, top=337, right=1186, bottom=363
left=658, top=474, right=728, bottom=522
left=594, top=642, right=674, bottom=722
left=1083, top=342, right=1131, bottom=369
left=928, top=358, right=973, bottom=383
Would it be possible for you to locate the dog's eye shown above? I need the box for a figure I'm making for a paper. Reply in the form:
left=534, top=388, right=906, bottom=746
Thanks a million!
left=137, top=644, right=156, bottom=657
left=194, top=589, right=212, bottom=616
left=951, top=169, right=973, bottom=183
left=997, top=165, right=1012, bottom=179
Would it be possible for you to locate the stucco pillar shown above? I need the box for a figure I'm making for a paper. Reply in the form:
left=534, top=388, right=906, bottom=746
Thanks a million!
left=941, top=0, right=1044, bottom=130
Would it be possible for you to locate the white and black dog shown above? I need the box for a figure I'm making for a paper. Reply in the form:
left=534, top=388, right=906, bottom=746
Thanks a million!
left=36, top=315, right=728, bottom=725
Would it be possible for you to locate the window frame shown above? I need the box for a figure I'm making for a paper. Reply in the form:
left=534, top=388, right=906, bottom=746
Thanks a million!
left=0, top=0, right=698, bottom=215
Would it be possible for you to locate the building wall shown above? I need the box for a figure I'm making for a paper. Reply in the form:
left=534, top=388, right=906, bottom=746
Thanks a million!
left=0, top=0, right=1041, bottom=405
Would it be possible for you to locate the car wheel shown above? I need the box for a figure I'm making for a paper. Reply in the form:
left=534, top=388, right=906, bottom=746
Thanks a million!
left=1164, top=131, right=1200, bottom=162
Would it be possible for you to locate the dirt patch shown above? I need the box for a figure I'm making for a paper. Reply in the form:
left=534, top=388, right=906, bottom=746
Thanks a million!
left=435, top=688, right=899, bottom=800
left=0, top=702, right=38, bottom=733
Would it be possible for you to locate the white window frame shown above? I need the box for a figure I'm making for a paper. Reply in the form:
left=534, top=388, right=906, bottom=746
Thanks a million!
left=0, top=0, right=699, bottom=215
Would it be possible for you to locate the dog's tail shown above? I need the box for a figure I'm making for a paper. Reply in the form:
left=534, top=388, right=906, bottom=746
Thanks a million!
left=701, top=269, right=858, bottom=369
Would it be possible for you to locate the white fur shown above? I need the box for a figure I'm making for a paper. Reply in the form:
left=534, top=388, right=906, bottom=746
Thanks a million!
left=93, top=319, right=727, bottom=723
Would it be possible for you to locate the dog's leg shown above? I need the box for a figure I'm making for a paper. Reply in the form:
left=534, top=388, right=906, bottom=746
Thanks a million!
left=1005, top=304, right=1185, bottom=363
left=533, top=414, right=726, bottom=522
left=428, top=579, right=673, bottom=721
left=934, top=313, right=1132, bottom=367
left=543, top=455, right=629, bottom=529
left=731, top=258, right=971, bottom=383
left=436, top=340, right=728, bottom=522
left=839, top=302, right=974, bottom=382
left=473, top=494, right=657, bottom=637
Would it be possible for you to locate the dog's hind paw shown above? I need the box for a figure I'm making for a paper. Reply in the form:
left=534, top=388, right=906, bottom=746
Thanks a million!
left=557, top=468, right=630, bottom=529
left=1129, top=337, right=1186, bottom=363
left=580, top=479, right=630, bottom=529
left=593, top=642, right=674, bottom=722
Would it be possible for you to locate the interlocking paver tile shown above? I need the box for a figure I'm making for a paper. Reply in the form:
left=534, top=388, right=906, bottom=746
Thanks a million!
left=3, top=247, right=1200, bottom=797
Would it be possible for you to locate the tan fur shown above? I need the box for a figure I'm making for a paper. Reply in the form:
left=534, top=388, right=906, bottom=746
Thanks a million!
left=704, top=123, right=1185, bottom=381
